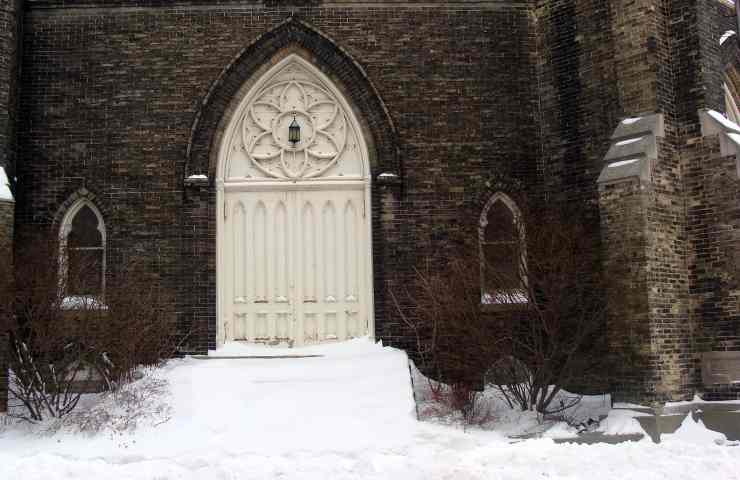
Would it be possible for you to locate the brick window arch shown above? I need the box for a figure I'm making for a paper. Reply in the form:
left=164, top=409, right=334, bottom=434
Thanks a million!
left=479, top=193, right=525, bottom=305
left=59, top=200, right=106, bottom=298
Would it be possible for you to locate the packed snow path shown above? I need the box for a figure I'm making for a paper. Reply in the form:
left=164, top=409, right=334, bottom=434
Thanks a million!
left=1, top=338, right=740, bottom=479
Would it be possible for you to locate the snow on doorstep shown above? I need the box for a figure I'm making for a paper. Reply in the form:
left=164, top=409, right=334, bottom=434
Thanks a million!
left=210, top=336, right=382, bottom=357
left=615, top=136, right=643, bottom=146
left=377, top=172, right=398, bottom=178
left=186, top=174, right=208, bottom=180
left=720, top=30, right=737, bottom=45
left=621, top=116, right=642, bottom=125
left=707, top=109, right=740, bottom=132
left=0, top=166, right=11, bottom=201
left=608, top=158, right=640, bottom=168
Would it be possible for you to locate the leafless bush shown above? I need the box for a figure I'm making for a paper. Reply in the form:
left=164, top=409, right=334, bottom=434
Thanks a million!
left=0, top=239, right=178, bottom=422
left=65, top=373, right=172, bottom=434
left=488, top=204, right=608, bottom=414
left=392, top=201, right=611, bottom=416
left=417, top=378, right=494, bottom=428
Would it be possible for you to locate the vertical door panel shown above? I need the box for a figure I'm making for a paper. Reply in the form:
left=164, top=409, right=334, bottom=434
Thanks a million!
left=224, top=186, right=369, bottom=346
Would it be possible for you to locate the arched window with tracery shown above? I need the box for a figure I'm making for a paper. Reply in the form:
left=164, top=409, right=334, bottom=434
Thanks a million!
left=59, top=200, right=106, bottom=297
left=479, top=193, right=524, bottom=305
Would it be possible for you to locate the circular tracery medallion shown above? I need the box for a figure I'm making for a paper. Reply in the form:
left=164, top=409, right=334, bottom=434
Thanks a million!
left=241, top=77, right=348, bottom=179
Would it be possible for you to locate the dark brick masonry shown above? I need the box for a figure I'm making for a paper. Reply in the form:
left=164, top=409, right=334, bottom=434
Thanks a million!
left=0, top=0, right=738, bottom=410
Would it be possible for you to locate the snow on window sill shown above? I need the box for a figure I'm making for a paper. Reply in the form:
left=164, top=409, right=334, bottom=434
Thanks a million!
left=61, top=295, right=108, bottom=311
left=480, top=291, right=528, bottom=312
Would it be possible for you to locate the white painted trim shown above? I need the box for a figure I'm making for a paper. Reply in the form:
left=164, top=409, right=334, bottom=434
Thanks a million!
left=216, top=54, right=373, bottom=348
left=58, top=198, right=107, bottom=298
left=223, top=180, right=367, bottom=192
left=725, top=82, right=740, bottom=126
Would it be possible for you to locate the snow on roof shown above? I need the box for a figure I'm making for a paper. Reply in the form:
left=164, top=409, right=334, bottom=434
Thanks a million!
left=621, top=117, right=642, bottom=125
left=0, top=166, right=12, bottom=201
left=720, top=30, right=736, bottom=46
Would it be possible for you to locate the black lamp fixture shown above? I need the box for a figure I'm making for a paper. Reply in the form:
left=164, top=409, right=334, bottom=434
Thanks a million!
left=288, top=115, right=301, bottom=145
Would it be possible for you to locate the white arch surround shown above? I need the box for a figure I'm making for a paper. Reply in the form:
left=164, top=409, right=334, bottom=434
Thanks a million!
left=58, top=198, right=107, bottom=297
left=217, top=54, right=371, bottom=183
left=216, top=54, right=373, bottom=348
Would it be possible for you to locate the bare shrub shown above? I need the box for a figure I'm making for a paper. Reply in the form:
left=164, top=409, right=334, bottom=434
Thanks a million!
left=487, top=203, right=609, bottom=414
left=390, top=255, right=505, bottom=389
left=65, top=372, right=172, bottom=435
left=417, top=378, right=494, bottom=429
left=0, top=239, right=178, bottom=422
left=393, top=201, right=611, bottom=417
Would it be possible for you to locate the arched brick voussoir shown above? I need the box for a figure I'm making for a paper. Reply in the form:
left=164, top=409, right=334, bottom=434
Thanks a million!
left=185, top=17, right=401, bottom=182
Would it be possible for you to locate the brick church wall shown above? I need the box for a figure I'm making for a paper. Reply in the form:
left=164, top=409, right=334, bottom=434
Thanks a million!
left=10, top=0, right=740, bottom=403
left=0, top=0, right=20, bottom=414
left=14, top=1, right=539, bottom=354
left=0, top=200, right=12, bottom=412
left=535, top=0, right=694, bottom=402
left=536, top=0, right=740, bottom=401
left=679, top=0, right=740, bottom=400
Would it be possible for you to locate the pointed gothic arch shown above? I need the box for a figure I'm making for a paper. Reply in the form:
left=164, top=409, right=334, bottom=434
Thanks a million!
left=185, top=18, right=400, bottom=181
left=479, top=192, right=526, bottom=305
left=215, top=53, right=374, bottom=347
left=58, top=198, right=107, bottom=297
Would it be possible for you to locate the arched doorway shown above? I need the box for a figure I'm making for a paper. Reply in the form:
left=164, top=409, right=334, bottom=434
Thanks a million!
left=216, top=54, right=373, bottom=347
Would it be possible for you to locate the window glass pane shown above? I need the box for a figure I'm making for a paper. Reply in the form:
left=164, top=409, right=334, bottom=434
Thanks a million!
left=68, top=248, right=103, bottom=296
left=69, top=205, right=102, bottom=248
left=483, top=242, right=520, bottom=292
left=484, top=201, right=516, bottom=243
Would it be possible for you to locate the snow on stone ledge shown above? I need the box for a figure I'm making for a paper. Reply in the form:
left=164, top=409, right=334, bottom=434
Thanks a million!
left=720, top=30, right=736, bottom=46
left=608, top=158, right=640, bottom=168
left=706, top=109, right=740, bottom=133
left=0, top=166, right=12, bottom=202
left=184, top=174, right=209, bottom=187
left=615, top=136, right=643, bottom=147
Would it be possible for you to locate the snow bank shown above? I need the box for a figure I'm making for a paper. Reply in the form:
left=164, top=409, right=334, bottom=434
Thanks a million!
left=661, top=415, right=727, bottom=446
left=2, top=339, right=739, bottom=480
left=596, top=408, right=650, bottom=436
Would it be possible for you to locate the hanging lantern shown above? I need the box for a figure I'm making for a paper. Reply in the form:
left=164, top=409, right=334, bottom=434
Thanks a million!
left=288, top=115, right=300, bottom=145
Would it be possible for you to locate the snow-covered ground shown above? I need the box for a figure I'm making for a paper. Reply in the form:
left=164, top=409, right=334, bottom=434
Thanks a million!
left=1, top=338, right=739, bottom=480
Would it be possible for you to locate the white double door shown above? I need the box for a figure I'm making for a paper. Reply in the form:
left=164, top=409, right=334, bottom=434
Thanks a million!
left=221, top=183, right=371, bottom=346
